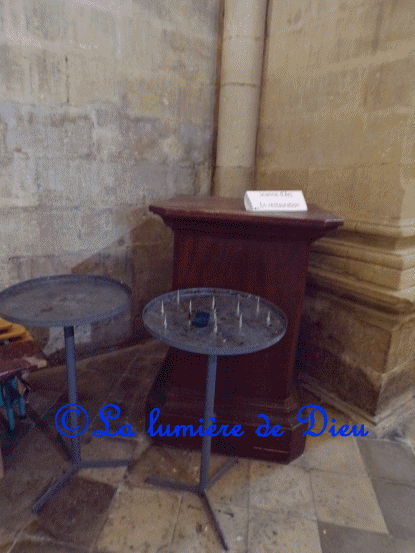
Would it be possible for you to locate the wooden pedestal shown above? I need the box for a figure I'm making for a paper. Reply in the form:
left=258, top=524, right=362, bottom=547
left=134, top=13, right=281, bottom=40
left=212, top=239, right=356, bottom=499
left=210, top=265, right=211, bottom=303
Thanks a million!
left=145, top=196, right=343, bottom=462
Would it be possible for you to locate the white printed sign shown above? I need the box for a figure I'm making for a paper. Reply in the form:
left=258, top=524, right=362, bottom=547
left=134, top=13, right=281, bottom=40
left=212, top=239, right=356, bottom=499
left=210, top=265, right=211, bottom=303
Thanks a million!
left=244, top=190, right=307, bottom=212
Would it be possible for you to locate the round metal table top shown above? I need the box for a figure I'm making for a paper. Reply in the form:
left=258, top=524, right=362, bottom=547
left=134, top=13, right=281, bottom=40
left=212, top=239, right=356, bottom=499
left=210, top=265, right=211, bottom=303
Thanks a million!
left=143, top=288, right=287, bottom=356
left=0, top=274, right=131, bottom=328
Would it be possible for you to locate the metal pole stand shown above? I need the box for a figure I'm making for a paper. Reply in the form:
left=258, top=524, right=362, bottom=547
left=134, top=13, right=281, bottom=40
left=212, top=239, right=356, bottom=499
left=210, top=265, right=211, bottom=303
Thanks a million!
left=147, top=354, right=238, bottom=551
left=32, top=326, right=131, bottom=513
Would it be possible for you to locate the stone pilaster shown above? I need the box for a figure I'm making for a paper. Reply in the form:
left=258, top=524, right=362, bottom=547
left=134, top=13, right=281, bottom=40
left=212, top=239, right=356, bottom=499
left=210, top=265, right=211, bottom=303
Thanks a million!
left=214, top=0, right=267, bottom=197
left=257, top=0, right=415, bottom=422
left=300, top=219, right=415, bottom=423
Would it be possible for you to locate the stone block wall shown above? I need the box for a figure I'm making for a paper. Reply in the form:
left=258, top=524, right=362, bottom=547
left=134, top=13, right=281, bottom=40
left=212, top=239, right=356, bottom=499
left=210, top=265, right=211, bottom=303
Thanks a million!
left=257, top=0, right=415, bottom=213
left=0, top=0, right=220, bottom=359
left=257, top=0, right=415, bottom=422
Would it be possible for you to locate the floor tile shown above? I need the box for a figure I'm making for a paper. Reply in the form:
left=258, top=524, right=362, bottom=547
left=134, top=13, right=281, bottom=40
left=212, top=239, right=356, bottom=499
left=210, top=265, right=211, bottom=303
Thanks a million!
left=9, top=539, right=89, bottom=553
left=397, top=416, right=415, bottom=456
left=0, top=536, right=15, bottom=553
left=299, top=391, right=356, bottom=440
left=109, top=349, right=167, bottom=405
left=127, top=445, right=200, bottom=488
left=206, top=456, right=250, bottom=508
left=109, top=372, right=148, bottom=404
left=371, top=479, right=415, bottom=539
left=125, top=340, right=169, bottom=367
left=0, top=467, right=57, bottom=536
left=89, top=393, right=148, bottom=439
left=289, top=451, right=308, bottom=470
left=40, top=394, right=104, bottom=448
left=5, top=427, right=70, bottom=473
left=357, top=438, right=415, bottom=485
left=89, top=401, right=136, bottom=438
left=26, top=476, right=116, bottom=549
left=249, top=461, right=316, bottom=519
left=305, top=436, right=367, bottom=475
left=170, top=494, right=248, bottom=553
left=77, top=434, right=135, bottom=486
left=124, top=395, right=150, bottom=435
left=0, top=526, right=19, bottom=553
left=248, top=509, right=322, bottom=553
left=95, top=485, right=180, bottom=553
left=40, top=393, right=81, bottom=430
left=319, top=522, right=415, bottom=553
left=27, top=365, right=68, bottom=398
left=296, top=398, right=367, bottom=472
left=130, top=431, right=152, bottom=460
left=0, top=415, right=35, bottom=460
left=81, top=345, right=145, bottom=384
left=76, top=367, right=115, bottom=400
left=73, top=372, right=117, bottom=423
left=311, top=470, right=388, bottom=533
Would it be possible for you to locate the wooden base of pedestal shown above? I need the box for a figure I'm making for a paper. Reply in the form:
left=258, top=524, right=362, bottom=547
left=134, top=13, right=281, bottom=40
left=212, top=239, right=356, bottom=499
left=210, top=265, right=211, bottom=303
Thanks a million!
left=145, top=349, right=307, bottom=463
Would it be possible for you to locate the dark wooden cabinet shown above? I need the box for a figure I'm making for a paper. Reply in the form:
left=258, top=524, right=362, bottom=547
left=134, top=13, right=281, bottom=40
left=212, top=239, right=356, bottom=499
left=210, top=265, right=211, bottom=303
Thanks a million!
left=145, top=195, right=343, bottom=462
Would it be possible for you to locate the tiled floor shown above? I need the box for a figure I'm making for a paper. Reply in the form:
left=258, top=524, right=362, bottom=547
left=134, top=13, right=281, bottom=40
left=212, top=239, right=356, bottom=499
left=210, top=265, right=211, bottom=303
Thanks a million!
left=1, top=339, right=415, bottom=553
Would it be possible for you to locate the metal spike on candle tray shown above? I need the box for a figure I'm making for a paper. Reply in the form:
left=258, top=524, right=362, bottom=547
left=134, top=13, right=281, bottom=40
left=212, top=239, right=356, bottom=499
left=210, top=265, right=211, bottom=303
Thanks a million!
left=161, top=300, right=164, bottom=315
left=214, top=320, right=218, bottom=333
left=267, top=311, right=271, bottom=326
left=176, top=290, right=180, bottom=304
left=189, top=299, right=192, bottom=314
left=236, top=298, right=240, bottom=316
left=212, top=296, right=215, bottom=310
left=163, top=314, right=167, bottom=329
left=239, top=313, right=243, bottom=329
left=256, top=296, right=260, bottom=315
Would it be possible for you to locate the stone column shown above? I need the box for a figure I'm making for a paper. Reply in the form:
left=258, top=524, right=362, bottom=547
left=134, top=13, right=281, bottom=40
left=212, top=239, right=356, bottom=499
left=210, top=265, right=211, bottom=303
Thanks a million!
left=256, top=0, right=415, bottom=425
left=214, top=0, right=267, bottom=197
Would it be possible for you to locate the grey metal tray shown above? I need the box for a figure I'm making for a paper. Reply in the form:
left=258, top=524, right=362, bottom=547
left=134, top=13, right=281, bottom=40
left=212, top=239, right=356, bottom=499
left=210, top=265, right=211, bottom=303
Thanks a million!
left=0, top=274, right=131, bottom=328
left=143, top=287, right=287, bottom=356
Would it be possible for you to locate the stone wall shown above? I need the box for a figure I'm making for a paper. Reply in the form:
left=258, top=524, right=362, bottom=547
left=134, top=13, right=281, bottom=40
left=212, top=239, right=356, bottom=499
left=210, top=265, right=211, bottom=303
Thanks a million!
left=257, top=0, right=415, bottom=422
left=0, top=0, right=220, bottom=359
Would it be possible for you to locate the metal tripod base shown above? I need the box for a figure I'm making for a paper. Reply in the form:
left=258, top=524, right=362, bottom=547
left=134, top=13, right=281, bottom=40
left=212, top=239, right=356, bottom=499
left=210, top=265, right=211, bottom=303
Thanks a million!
left=33, top=326, right=132, bottom=513
left=147, top=354, right=238, bottom=550
left=147, top=456, right=238, bottom=551
left=33, top=457, right=131, bottom=513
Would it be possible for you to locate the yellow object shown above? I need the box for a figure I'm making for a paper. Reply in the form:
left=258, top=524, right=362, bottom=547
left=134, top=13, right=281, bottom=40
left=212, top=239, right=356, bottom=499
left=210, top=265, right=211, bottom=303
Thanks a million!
left=0, top=319, right=12, bottom=333
left=0, top=318, right=32, bottom=343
